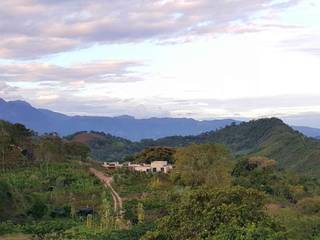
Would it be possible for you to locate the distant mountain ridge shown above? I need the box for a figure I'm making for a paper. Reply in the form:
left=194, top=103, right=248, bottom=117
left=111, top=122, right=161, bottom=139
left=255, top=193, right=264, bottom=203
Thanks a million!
left=0, top=98, right=240, bottom=140
left=292, top=126, right=320, bottom=139
left=1, top=98, right=320, bottom=141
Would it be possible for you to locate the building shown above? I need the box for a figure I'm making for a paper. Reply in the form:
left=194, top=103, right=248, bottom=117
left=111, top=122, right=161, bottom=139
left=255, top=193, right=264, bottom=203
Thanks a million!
left=150, top=161, right=173, bottom=173
left=131, top=161, right=172, bottom=173
left=103, top=162, right=122, bottom=170
left=102, top=161, right=173, bottom=173
left=132, top=164, right=152, bottom=173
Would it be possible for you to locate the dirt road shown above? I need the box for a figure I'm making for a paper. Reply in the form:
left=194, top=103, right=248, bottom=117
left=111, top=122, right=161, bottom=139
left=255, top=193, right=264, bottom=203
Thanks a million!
left=89, top=168, right=123, bottom=216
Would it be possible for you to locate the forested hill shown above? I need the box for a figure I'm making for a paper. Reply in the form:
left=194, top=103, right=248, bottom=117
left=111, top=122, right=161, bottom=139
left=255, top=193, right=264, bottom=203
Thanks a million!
left=69, top=118, right=320, bottom=176
left=153, top=118, right=320, bottom=175
left=67, top=131, right=142, bottom=161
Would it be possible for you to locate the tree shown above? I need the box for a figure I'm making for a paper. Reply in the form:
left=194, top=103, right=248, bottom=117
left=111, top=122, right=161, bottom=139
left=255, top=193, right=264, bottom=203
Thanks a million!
left=232, top=157, right=297, bottom=202
left=137, top=203, right=145, bottom=224
left=172, top=144, right=233, bottom=187
left=38, top=136, right=65, bottom=176
left=99, top=192, right=114, bottom=231
left=134, top=147, right=176, bottom=164
left=147, top=187, right=286, bottom=240
left=65, top=142, right=90, bottom=161
left=0, top=134, right=10, bottom=172
left=28, top=199, right=48, bottom=219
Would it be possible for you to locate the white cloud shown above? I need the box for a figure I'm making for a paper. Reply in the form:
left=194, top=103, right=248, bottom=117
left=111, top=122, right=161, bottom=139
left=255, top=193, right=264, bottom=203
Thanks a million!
left=0, top=60, right=144, bottom=84
left=0, top=0, right=319, bottom=122
left=0, top=0, right=302, bottom=59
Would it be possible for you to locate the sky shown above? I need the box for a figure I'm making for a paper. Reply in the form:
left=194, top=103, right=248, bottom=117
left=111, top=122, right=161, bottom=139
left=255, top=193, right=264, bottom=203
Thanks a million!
left=0, top=0, right=320, bottom=124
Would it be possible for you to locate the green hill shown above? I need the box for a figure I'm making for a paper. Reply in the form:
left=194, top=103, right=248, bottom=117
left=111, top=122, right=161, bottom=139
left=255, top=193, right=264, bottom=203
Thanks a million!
left=203, top=118, right=320, bottom=175
left=69, top=119, right=320, bottom=177
left=67, top=131, right=142, bottom=162
left=155, top=118, right=320, bottom=176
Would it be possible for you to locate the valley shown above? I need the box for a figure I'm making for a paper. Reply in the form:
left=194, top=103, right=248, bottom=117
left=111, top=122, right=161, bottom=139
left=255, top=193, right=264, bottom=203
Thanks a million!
left=1, top=118, right=320, bottom=239
left=1, top=0, right=319, bottom=239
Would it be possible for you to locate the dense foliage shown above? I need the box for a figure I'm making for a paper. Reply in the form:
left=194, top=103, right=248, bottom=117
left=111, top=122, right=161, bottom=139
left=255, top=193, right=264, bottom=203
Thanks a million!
left=70, top=119, right=320, bottom=179
left=67, top=131, right=143, bottom=162
left=0, top=121, right=149, bottom=239
left=172, top=144, right=233, bottom=186
left=132, top=147, right=176, bottom=164
left=3, top=119, right=320, bottom=239
left=144, top=187, right=286, bottom=240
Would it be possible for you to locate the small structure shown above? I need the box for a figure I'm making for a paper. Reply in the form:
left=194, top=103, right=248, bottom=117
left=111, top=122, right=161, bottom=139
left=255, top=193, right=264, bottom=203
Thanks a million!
left=77, top=207, right=93, bottom=217
left=133, top=165, right=152, bottom=173
left=103, top=162, right=122, bottom=170
left=150, top=161, right=173, bottom=173
left=128, top=161, right=172, bottom=173
left=102, top=161, right=173, bottom=173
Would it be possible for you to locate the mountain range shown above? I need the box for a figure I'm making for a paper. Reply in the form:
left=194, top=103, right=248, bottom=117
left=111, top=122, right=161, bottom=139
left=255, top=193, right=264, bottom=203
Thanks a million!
left=1, top=97, right=320, bottom=141
left=291, top=126, right=320, bottom=138
left=1, top=97, right=319, bottom=176
left=0, top=98, right=239, bottom=140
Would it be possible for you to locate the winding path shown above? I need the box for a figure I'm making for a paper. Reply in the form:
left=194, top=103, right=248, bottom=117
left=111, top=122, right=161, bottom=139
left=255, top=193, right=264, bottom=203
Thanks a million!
left=89, top=168, right=123, bottom=216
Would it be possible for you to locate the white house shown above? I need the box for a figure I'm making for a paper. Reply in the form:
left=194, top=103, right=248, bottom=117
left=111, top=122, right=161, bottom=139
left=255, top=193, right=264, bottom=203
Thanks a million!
left=150, top=161, right=173, bottom=173
left=133, top=165, right=152, bottom=173
left=102, top=161, right=173, bottom=173
left=103, top=162, right=122, bottom=169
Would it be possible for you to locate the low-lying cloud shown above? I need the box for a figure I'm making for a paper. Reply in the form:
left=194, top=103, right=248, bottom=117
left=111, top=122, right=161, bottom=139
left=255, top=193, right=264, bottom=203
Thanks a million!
left=0, top=60, right=144, bottom=84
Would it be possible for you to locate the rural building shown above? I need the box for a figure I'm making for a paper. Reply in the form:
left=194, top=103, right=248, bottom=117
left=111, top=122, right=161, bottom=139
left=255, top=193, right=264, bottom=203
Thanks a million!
left=132, top=165, right=152, bottom=173
left=102, top=161, right=173, bottom=173
left=150, top=161, right=173, bottom=173
left=103, top=162, right=122, bottom=169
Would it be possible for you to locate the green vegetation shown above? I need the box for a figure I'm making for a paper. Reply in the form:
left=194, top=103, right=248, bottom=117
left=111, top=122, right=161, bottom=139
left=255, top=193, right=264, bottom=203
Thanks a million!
left=192, top=118, right=320, bottom=176
left=0, top=120, right=153, bottom=239
left=145, top=187, right=286, bottom=240
left=3, top=118, right=320, bottom=239
left=66, top=131, right=142, bottom=162
left=132, top=147, right=176, bottom=164
left=70, top=118, right=320, bottom=178
left=172, top=144, right=233, bottom=187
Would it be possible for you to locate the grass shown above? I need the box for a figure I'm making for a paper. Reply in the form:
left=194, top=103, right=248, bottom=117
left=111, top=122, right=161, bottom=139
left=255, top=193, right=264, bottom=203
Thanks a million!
left=0, top=234, right=32, bottom=240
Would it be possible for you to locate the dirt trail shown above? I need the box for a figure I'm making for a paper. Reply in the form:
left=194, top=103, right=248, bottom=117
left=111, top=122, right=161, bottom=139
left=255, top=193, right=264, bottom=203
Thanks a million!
left=89, top=168, right=123, bottom=216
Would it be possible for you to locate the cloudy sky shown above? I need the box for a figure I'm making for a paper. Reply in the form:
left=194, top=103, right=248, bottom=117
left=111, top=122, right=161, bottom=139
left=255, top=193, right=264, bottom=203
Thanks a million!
left=0, top=0, right=320, bottom=123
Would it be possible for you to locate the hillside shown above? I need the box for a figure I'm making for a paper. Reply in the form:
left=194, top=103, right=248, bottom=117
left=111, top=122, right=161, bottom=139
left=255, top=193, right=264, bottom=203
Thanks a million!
left=71, top=119, right=320, bottom=177
left=154, top=118, right=320, bottom=176
left=0, top=121, right=156, bottom=239
left=203, top=118, right=320, bottom=175
left=0, top=98, right=239, bottom=140
left=68, top=131, right=142, bottom=162
left=2, top=120, right=320, bottom=239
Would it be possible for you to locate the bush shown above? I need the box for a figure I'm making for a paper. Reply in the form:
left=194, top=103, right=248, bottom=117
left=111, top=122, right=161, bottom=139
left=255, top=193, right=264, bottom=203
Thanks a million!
left=0, top=221, right=22, bottom=235
left=297, top=197, right=320, bottom=215
left=22, top=219, right=77, bottom=237
left=146, top=187, right=286, bottom=240
left=28, top=199, right=48, bottom=219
